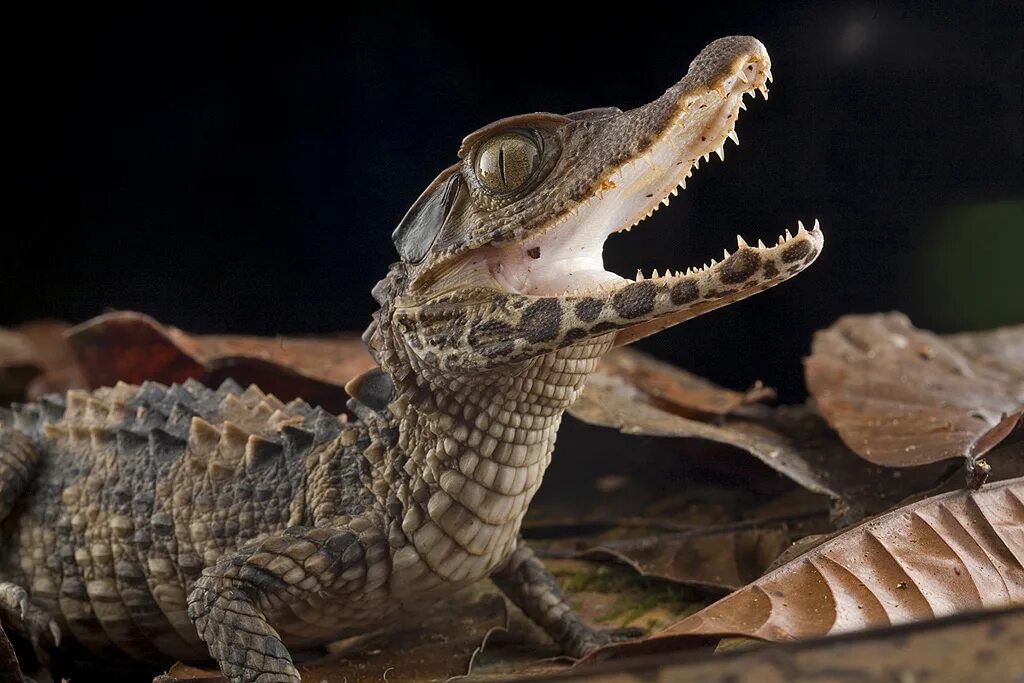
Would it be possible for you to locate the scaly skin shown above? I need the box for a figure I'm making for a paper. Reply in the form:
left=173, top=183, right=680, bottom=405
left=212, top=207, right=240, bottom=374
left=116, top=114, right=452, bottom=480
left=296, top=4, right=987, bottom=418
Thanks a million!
left=0, top=36, right=822, bottom=682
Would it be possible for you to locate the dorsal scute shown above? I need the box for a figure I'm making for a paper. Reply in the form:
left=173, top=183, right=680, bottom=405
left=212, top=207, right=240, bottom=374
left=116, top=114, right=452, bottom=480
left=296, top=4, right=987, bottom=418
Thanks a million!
left=116, top=428, right=149, bottom=457
left=309, top=407, right=344, bottom=441
left=64, top=390, right=89, bottom=420
left=244, top=434, right=284, bottom=470
left=84, top=397, right=109, bottom=426
left=39, top=396, right=65, bottom=422
left=168, top=401, right=199, bottom=429
left=187, top=416, right=221, bottom=462
left=281, top=425, right=316, bottom=454
left=217, top=377, right=244, bottom=395
left=148, top=428, right=185, bottom=462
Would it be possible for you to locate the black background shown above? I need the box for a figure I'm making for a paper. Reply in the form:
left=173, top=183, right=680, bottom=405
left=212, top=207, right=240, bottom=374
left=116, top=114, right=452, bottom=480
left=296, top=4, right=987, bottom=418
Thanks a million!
left=6, top=3, right=1022, bottom=402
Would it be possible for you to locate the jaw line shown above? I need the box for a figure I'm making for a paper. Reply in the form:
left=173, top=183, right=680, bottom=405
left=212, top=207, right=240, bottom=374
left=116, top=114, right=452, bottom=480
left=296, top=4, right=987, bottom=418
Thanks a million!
left=491, top=52, right=774, bottom=299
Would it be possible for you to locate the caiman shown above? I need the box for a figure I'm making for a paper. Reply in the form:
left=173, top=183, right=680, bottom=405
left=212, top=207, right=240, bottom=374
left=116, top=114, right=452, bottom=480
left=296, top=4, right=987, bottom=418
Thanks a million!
left=0, top=36, right=822, bottom=682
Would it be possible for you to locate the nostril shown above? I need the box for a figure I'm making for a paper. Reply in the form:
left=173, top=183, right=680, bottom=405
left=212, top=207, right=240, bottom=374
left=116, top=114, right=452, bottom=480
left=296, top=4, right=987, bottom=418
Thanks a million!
left=527, top=247, right=541, bottom=259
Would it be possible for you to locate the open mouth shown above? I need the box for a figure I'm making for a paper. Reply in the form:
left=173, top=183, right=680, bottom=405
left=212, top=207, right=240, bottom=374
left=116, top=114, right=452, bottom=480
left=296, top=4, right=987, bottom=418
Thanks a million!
left=488, top=47, right=823, bottom=310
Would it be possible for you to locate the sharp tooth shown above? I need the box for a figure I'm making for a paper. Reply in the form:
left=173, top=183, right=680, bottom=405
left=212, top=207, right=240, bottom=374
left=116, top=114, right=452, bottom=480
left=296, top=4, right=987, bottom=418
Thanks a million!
left=715, top=146, right=725, bottom=161
left=723, top=249, right=731, bottom=259
left=635, top=269, right=644, bottom=281
left=702, top=153, right=710, bottom=163
left=778, top=234, right=784, bottom=245
left=728, top=130, right=740, bottom=145
left=766, top=68, right=774, bottom=83
left=813, top=218, right=820, bottom=231
left=661, top=197, right=670, bottom=207
left=710, top=258, right=718, bottom=267
left=679, top=178, right=687, bottom=189
left=736, top=234, right=748, bottom=249
left=693, top=157, right=701, bottom=169
left=797, top=220, right=807, bottom=234
left=785, top=229, right=794, bottom=241
left=758, top=86, right=769, bottom=99
left=652, top=268, right=661, bottom=279
left=738, top=100, right=747, bottom=110
left=757, top=239, right=767, bottom=249
left=670, top=187, right=679, bottom=196
left=736, top=69, right=749, bottom=83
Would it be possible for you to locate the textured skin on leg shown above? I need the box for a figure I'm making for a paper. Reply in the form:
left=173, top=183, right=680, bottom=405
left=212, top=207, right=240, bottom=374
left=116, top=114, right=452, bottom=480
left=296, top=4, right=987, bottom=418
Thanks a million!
left=0, top=430, right=37, bottom=522
left=491, top=542, right=641, bottom=658
left=188, top=523, right=390, bottom=682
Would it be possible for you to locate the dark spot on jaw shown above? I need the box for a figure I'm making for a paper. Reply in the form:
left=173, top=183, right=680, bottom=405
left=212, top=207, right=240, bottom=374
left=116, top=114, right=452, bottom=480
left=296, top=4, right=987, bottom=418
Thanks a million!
left=526, top=246, right=541, bottom=259
left=612, top=281, right=657, bottom=319
left=574, top=297, right=603, bottom=322
left=803, top=247, right=819, bottom=263
left=519, top=298, right=563, bottom=343
left=781, top=240, right=812, bottom=263
left=763, top=261, right=779, bottom=278
left=563, top=328, right=587, bottom=343
left=468, top=320, right=516, bottom=358
left=719, top=250, right=762, bottom=284
left=468, top=320, right=514, bottom=349
left=703, top=289, right=723, bottom=299
left=591, top=321, right=619, bottom=333
left=670, top=279, right=699, bottom=305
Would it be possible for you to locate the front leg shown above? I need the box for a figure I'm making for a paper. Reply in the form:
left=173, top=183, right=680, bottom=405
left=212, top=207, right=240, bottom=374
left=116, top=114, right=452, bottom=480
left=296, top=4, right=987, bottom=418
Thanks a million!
left=187, top=522, right=387, bottom=683
left=491, top=541, right=642, bottom=658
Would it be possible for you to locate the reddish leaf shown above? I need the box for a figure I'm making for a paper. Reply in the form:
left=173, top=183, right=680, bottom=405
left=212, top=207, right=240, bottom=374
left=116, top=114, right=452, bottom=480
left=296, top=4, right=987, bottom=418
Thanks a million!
left=805, top=313, right=1024, bottom=468
left=66, top=311, right=376, bottom=412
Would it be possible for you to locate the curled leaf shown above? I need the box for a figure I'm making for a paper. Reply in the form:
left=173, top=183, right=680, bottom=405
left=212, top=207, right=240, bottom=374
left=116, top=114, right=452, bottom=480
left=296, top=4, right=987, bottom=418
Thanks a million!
left=805, top=313, right=1024, bottom=468
left=569, top=371, right=956, bottom=524
left=588, top=476, right=1024, bottom=660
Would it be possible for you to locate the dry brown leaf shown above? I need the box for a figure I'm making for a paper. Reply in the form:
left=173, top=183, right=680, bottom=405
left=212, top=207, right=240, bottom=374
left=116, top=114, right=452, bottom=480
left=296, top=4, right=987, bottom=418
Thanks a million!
left=596, top=348, right=774, bottom=418
left=569, top=526, right=793, bottom=592
left=568, top=371, right=957, bottom=523
left=66, top=311, right=376, bottom=412
left=0, top=320, right=84, bottom=402
left=805, top=313, right=1024, bottom=468
left=531, top=606, right=1024, bottom=683
left=585, top=476, right=1024, bottom=662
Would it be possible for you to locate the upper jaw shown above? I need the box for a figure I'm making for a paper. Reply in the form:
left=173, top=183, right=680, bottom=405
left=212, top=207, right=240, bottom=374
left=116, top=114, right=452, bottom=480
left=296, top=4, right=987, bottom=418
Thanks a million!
left=488, top=36, right=775, bottom=299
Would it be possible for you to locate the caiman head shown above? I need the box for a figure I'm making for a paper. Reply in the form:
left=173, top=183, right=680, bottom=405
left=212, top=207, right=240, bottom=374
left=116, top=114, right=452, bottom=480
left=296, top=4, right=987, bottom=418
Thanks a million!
left=365, top=36, right=823, bottom=393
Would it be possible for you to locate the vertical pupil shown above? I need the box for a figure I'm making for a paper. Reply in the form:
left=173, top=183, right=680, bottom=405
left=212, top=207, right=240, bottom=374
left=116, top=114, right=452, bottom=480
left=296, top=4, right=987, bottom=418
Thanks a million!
left=498, top=145, right=506, bottom=186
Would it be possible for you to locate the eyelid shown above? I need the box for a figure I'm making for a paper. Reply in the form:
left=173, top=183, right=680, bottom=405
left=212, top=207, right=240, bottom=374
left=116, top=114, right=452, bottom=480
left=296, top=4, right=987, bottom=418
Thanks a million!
left=392, top=168, right=464, bottom=263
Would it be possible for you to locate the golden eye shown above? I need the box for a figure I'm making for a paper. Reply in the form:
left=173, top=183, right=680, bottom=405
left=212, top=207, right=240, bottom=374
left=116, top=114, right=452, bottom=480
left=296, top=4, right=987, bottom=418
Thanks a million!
left=476, top=133, right=540, bottom=193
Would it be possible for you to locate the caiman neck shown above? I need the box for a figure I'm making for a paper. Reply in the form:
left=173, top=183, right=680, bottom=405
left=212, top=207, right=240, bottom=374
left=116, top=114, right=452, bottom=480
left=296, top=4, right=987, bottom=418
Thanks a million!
left=381, top=333, right=614, bottom=585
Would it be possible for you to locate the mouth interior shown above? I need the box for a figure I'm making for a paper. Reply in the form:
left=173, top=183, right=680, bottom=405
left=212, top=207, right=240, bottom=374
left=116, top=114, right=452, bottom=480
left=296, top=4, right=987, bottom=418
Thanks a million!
left=491, top=58, right=772, bottom=297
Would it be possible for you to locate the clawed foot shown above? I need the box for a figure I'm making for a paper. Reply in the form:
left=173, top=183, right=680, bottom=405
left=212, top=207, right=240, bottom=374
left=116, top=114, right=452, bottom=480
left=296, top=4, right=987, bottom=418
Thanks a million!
left=564, top=625, right=645, bottom=659
left=0, top=582, right=61, bottom=655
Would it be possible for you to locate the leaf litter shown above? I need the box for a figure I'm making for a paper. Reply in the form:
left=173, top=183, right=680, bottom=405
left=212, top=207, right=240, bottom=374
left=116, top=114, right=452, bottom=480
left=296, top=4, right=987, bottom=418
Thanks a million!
left=2, top=311, right=1023, bottom=681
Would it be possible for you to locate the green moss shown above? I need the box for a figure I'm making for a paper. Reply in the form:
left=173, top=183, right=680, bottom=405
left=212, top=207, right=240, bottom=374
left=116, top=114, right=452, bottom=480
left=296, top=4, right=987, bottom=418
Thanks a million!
left=552, top=563, right=704, bottom=628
